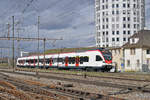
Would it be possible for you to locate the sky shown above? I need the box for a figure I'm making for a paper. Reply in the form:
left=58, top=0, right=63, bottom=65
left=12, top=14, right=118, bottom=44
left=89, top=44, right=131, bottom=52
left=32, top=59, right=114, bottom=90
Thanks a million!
left=0, top=0, right=149, bottom=56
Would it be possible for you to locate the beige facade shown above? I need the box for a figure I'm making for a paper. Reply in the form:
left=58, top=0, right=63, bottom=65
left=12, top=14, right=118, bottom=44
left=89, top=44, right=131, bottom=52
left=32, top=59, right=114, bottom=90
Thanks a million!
left=124, top=48, right=150, bottom=72
left=109, top=48, right=124, bottom=72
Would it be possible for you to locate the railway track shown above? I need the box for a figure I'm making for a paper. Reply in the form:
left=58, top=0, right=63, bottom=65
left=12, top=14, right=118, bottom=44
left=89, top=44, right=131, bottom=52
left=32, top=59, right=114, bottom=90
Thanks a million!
left=1, top=69, right=150, bottom=94
left=0, top=72, right=124, bottom=100
left=15, top=68, right=150, bottom=82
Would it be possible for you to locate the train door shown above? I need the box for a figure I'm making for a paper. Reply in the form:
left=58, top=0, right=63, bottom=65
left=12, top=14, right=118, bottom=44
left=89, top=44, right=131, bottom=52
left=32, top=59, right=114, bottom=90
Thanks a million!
left=95, top=55, right=103, bottom=67
left=34, top=58, right=35, bottom=67
left=75, top=56, right=79, bottom=67
left=65, top=57, right=68, bottom=67
left=29, top=59, right=31, bottom=67
left=49, top=58, right=53, bottom=67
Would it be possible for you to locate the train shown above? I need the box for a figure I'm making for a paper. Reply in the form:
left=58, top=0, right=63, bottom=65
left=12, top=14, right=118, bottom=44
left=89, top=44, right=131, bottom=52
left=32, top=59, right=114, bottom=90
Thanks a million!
left=16, top=48, right=114, bottom=72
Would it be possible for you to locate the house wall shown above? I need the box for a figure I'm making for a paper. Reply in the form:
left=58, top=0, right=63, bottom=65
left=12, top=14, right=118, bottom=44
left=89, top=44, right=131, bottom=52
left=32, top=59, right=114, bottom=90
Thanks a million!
left=124, top=48, right=142, bottom=71
left=142, top=49, right=150, bottom=70
left=110, top=48, right=123, bottom=72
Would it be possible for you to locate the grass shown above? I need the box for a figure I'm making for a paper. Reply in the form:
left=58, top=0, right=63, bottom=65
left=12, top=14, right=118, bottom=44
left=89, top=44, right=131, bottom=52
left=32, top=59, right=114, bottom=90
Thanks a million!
left=0, top=63, right=10, bottom=69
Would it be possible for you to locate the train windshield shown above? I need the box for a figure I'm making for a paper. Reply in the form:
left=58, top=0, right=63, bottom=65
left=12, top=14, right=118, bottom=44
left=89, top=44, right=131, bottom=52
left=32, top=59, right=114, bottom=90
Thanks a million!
left=103, top=54, right=112, bottom=60
left=101, top=50, right=112, bottom=61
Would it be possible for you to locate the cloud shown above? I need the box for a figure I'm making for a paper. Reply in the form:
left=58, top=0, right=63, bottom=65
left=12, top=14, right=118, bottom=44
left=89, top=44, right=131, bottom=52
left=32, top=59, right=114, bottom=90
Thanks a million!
left=0, top=0, right=149, bottom=55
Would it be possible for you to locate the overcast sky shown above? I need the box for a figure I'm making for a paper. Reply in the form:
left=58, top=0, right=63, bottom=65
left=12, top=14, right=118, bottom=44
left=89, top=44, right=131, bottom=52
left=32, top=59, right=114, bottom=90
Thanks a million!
left=0, top=0, right=149, bottom=56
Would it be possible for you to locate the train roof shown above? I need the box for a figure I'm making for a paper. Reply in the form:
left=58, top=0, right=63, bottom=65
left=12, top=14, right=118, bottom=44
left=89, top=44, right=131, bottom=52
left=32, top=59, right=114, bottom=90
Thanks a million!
left=18, top=48, right=109, bottom=59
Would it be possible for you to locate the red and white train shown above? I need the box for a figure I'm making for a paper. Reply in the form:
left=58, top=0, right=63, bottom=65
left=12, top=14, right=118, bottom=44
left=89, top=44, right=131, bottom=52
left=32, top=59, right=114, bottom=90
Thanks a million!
left=17, top=48, right=113, bottom=72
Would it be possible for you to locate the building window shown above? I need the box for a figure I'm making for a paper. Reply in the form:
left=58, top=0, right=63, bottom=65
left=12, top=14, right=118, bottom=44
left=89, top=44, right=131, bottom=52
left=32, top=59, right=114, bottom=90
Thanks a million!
left=123, top=3, right=126, bottom=8
left=134, top=24, right=136, bottom=28
left=127, top=10, right=130, bottom=14
left=102, top=5, right=105, bottom=9
left=128, top=31, right=130, bottom=35
left=112, top=31, right=115, bottom=35
left=116, top=4, right=119, bottom=8
left=133, top=4, right=136, bottom=8
left=137, top=60, right=140, bottom=67
left=102, top=12, right=105, bottom=16
left=123, top=10, right=126, bottom=14
left=112, top=24, right=115, bottom=29
left=130, top=48, right=135, bottom=55
left=103, top=18, right=105, bottom=22
left=106, top=38, right=109, bottom=42
left=106, top=5, right=108, bottom=9
left=103, top=25, right=105, bottom=29
left=127, top=4, right=130, bottom=8
left=117, top=38, right=119, bottom=41
left=112, top=38, right=115, bottom=41
left=123, top=31, right=126, bottom=34
left=106, top=24, right=109, bottom=28
left=106, top=31, right=108, bottom=35
left=112, top=4, right=115, bottom=8
left=128, top=17, right=130, bottom=21
left=112, top=11, right=115, bottom=15
left=147, top=50, right=150, bottom=54
left=116, top=10, right=119, bottom=14
left=134, top=17, right=136, bottom=22
left=103, top=32, right=105, bottom=35
left=116, top=31, right=119, bottom=35
left=106, top=18, right=109, bottom=22
left=128, top=24, right=130, bottom=28
left=116, top=24, right=119, bottom=28
left=116, top=17, right=119, bottom=22
left=123, top=24, right=126, bottom=28
left=127, top=60, right=130, bottom=67
left=123, top=17, right=126, bottom=21
left=147, top=59, right=149, bottom=65
left=123, top=38, right=126, bottom=41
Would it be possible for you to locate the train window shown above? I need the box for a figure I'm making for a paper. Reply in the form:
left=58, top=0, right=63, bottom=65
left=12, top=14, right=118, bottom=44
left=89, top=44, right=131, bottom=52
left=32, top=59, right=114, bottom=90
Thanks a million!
left=79, top=57, right=83, bottom=64
left=80, top=57, right=84, bottom=61
left=84, top=56, right=89, bottom=62
left=57, top=58, right=63, bottom=62
left=68, top=57, right=75, bottom=64
left=53, top=58, right=57, bottom=63
left=46, top=59, right=49, bottom=64
left=35, top=59, right=37, bottom=63
left=30, top=59, right=34, bottom=63
left=80, top=61, right=83, bottom=64
left=96, top=55, right=102, bottom=61
left=68, top=57, right=71, bottom=64
left=39, top=59, right=43, bottom=64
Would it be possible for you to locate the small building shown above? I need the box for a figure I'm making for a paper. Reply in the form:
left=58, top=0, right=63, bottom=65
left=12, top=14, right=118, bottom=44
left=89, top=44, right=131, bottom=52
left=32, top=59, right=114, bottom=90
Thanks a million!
left=109, top=47, right=123, bottom=72
left=123, top=30, right=150, bottom=72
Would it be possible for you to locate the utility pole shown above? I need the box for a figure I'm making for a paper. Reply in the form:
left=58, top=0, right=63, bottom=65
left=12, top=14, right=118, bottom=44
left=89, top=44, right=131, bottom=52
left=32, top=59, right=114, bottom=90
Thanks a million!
left=1, top=48, right=2, bottom=58
left=7, top=23, right=10, bottom=40
left=12, top=16, right=15, bottom=72
left=43, top=38, right=46, bottom=69
left=37, top=16, right=40, bottom=78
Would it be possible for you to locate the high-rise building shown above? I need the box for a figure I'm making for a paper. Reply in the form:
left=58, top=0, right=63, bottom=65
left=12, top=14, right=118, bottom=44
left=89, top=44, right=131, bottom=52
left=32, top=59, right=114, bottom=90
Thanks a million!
left=95, top=0, right=145, bottom=47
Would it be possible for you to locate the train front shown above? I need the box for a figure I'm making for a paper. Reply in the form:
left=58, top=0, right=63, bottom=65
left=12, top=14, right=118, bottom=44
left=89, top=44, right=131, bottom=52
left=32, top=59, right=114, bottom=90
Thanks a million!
left=100, top=49, right=114, bottom=72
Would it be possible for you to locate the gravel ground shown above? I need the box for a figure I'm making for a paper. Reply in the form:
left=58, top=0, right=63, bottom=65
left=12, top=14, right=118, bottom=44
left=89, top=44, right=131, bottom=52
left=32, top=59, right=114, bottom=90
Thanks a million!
left=1, top=71, right=150, bottom=100
left=40, top=72, right=150, bottom=87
